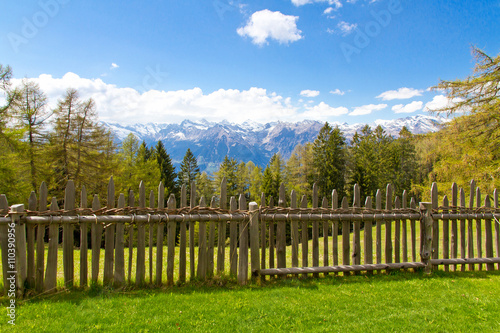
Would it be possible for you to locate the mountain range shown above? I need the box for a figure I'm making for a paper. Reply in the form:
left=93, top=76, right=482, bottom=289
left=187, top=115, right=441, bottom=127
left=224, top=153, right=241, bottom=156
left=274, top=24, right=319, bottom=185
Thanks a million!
left=102, top=115, right=446, bottom=173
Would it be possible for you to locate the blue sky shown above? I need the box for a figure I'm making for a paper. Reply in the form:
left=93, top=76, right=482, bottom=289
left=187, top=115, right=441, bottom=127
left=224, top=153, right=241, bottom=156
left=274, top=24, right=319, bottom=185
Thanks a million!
left=1, top=0, right=499, bottom=125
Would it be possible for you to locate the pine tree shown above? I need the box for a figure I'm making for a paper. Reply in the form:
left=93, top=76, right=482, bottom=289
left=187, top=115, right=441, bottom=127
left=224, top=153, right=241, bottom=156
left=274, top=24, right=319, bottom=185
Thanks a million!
left=213, top=156, right=239, bottom=197
left=155, top=140, right=177, bottom=196
left=177, top=148, right=200, bottom=201
left=312, top=123, right=347, bottom=200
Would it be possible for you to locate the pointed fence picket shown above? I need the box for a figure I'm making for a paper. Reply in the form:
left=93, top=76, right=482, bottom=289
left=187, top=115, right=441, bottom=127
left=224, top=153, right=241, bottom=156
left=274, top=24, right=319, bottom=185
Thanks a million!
left=2, top=179, right=500, bottom=297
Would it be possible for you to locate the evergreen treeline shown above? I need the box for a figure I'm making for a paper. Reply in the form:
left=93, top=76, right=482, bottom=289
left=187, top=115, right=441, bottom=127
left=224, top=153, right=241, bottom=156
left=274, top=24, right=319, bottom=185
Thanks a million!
left=1, top=47, right=497, bottom=207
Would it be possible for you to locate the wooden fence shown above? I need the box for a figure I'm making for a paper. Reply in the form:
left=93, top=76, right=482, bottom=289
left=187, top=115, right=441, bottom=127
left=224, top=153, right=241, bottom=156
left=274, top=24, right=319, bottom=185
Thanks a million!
left=1, top=177, right=499, bottom=296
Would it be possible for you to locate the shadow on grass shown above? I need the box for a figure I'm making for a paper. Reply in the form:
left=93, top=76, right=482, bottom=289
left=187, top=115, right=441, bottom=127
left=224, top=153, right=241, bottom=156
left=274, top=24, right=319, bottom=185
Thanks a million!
left=3, top=269, right=500, bottom=307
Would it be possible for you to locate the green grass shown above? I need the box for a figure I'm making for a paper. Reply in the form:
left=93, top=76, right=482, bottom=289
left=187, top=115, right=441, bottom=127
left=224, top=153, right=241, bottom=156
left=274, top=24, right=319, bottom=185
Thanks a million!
left=1, top=270, right=500, bottom=332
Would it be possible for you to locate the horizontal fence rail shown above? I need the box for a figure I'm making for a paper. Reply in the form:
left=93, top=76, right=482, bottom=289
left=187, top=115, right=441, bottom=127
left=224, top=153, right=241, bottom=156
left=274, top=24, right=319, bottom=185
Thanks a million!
left=0, top=178, right=499, bottom=297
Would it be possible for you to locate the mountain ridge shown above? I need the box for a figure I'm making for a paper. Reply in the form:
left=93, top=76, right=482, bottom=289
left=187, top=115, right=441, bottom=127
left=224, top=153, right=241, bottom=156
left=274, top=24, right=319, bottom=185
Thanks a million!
left=102, top=115, right=446, bottom=173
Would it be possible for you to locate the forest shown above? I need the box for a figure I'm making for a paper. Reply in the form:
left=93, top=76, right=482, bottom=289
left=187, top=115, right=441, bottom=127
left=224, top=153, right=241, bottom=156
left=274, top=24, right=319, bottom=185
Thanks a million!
left=0, top=47, right=498, bottom=207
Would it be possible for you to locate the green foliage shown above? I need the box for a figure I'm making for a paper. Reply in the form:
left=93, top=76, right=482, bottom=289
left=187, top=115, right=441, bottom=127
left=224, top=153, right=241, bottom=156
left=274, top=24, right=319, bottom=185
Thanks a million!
left=177, top=148, right=200, bottom=201
left=416, top=47, right=500, bottom=196
left=213, top=156, right=239, bottom=198
left=313, top=123, right=347, bottom=200
left=154, top=140, right=177, bottom=196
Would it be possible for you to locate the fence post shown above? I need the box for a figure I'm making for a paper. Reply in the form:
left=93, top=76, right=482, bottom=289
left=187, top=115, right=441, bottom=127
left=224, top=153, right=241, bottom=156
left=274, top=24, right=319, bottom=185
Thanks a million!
left=420, top=202, right=433, bottom=274
left=11, top=204, right=27, bottom=297
left=249, top=202, right=260, bottom=281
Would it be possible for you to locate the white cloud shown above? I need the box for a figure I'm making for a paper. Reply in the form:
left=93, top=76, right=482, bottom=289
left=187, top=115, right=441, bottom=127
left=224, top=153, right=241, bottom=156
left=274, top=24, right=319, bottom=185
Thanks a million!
left=392, top=101, right=423, bottom=114
left=423, top=95, right=464, bottom=112
left=337, top=21, right=357, bottom=36
left=324, top=7, right=334, bottom=14
left=293, top=0, right=342, bottom=6
left=376, top=87, right=423, bottom=101
left=110, top=63, right=119, bottom=70
left=301, top=102, right=349, bottom=120
left=349, top=103, right=387, bottom=116
left=13, top=72, right=299, bottom=125
left=237, top=10, right=303, bottom=46
left=330, top=89, right=345, bottom=96
left=300, top=89, right=320, bottom=97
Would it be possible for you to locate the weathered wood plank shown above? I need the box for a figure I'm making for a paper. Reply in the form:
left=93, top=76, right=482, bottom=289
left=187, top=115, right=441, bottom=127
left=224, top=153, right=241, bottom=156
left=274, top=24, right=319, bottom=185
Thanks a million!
left=249, top=202, right=260, bottom=280
left=332, top=190, right=339, bottom=271
left=394, top=196, right=401, bottom=264
left=442, top=195, right=450, bottom=272
left=12, top=204, right=27, bottom=296
left=27, top=191, right=37, bottom=289
left=0, top=195, right=9, bottom=291
left=114, top=193, right=126, bottom=286
left=476, top=187, right=483, bottom=271
left=352, top=184, right=361, bottom=271
left=156, top=182, right=164, bottom=285
left=179, top=184, right=187, bottom=282
left=63, top=180, right=75, bottom=288
left=238, top=194, right=249, bottom=285
left=91, top=195, right=103, bottom=284
left=459, top=188, right=466, bottom=271
left=364, top=196, right=373, bottom=275
left=230, top=196, right=238, bottom=277
left=167, top=194, right=176, bottom=285
left=268, top=196, right=275, bottom=272
left=197, top=196, right=207, bottom=280
left=80, top=186, right=88, bottom=287
left=322, top=196, right=329, bottom=273
left=342, top=196, right=350, bottom=269
left=312, top=184, right=319, bottom=277
left=217, top=178, right=227, bottom=275
left=291, top=190, right=299, bottom=268
left=385, top=184, right=393, bottom=265
left=149, top=189, right=155, bottom=283
left=495, top=189, right=499, bottom=270
left=36, top=183, right=47, bottom=292
left=189, top=181, right=197, bottom=280
left=468, top=180, right=475, bottom=271
left=484, top=195, right=494, bottom=271
left=300, top=195, right=308, bottom=278
left=410, top=197, right=417, bottom=263
left=136, top=181, right=146, bottom=285
left=260, top=193, right=266, bottom=271
left=45, top=198, right=59, bottom=291
left=277, top=184, right=287, bottom=270
left=431, top=183, right=438, bottom=270
left=376, top=189, right=382, bottom=267
left=104, top=177, right=115, bottom=285
left=451, top=183, right=458, bottom=271
left=128, top=190, right=134, bottom=283
left=207, top=197, right=216, bottom=278
left=402, top=191, right=408, bottom=263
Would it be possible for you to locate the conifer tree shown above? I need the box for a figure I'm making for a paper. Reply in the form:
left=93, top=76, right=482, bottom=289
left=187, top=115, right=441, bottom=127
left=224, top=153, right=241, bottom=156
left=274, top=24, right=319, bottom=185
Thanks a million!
left=155, top=140, right=177, bottom=195
left=177, top=148, right=200, bottom=200
left=312, top=122, right=347, bottom=200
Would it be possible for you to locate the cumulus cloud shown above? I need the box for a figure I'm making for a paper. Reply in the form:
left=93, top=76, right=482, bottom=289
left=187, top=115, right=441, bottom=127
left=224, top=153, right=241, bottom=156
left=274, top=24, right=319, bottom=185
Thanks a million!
left=330, top=89, right=345, bottom=96
left=110, top=63, right=119, bottom=70
left=349, top=103, right=387, bottom=116
left=301, top=102, right=348, bottom=120
left=337, top=21, right=357, bottom=36
left=300, top=89, right=320, bottom=97
left=376, top=87, right=423, bottom=101
left=237, top=10, right=303, bottom=46
left=392, top=101, right=423, bottom=113
left=423, top=95, right=464, bottom=112
left=12, top=72, right=299, bottom=125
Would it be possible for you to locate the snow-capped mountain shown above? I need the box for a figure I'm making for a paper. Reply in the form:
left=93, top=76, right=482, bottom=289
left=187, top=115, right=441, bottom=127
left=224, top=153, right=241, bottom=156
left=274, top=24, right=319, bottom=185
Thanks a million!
left=102, top=115, right=446, bottom=173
